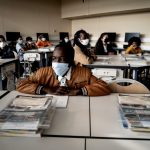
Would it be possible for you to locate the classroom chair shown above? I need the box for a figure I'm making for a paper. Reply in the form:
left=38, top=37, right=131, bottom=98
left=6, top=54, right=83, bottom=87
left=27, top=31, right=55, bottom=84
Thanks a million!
left=109, top=78, right=150, bottom=94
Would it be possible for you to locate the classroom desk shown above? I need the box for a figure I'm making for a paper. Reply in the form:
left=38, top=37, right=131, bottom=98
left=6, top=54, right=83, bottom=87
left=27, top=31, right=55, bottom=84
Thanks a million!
left=0, top=91, right=150, bottom=150
left=85, top=55, right=129, bottom=79
left=0, top=137, right=84, bottom=150
left=90, top=94, right=150, bottom=139
left=86, top=139, right=150, bottom=150
left=0, top=90, right=8, bottom=99
left=43, top=96, right=90, bottom=137
left=85, top=55, right=150, bottom=83
left=85, top=55, right=129, bottom=69
left=24, top=48, right=54, bottom=67
left=0, top=58, right=18, bottom=90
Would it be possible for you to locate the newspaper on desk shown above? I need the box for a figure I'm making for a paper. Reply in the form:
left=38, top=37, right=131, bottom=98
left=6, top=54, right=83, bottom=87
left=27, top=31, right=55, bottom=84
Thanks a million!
left=5, top=95, right=53, bottom=111
left=118, top=94, right=150, bottom=132
left=0, top=95, right=55, bottom=136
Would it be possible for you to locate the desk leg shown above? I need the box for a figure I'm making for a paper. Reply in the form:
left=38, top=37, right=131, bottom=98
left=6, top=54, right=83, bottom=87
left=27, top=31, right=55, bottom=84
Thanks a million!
left=0, top=67, right=2, bottom=90
left=132, top=69, right=138, bottom=80
left=45, top=53, right=48, bottom=66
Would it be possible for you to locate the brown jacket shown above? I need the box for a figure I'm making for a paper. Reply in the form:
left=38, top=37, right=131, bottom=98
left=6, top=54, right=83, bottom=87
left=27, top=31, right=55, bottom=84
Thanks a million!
left=16, top=65, right=111, bottom=96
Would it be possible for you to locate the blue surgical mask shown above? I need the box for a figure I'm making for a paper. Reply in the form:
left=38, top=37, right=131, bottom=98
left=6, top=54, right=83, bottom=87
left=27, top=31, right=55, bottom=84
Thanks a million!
left=52, top=62, right=69, bottom=77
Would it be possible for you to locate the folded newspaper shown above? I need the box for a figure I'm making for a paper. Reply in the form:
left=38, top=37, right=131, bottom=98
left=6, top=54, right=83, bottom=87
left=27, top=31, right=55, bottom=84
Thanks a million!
left=0, top=95, right=55, bottom=137
left=118, top=94, right=150, bottom=132
left=5, top=95, right=53, bottom=111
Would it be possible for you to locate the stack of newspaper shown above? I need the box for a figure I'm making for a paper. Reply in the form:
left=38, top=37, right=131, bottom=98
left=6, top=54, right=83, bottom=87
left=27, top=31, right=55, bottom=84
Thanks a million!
left=0, top=95, right=55, bottom=137
left=118, top=94, right=150, bottom=132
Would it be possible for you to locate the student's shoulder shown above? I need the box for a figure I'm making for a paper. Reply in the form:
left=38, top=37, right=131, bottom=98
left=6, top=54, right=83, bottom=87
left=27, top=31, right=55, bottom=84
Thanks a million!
left=36, top=66, right=53, bottom=74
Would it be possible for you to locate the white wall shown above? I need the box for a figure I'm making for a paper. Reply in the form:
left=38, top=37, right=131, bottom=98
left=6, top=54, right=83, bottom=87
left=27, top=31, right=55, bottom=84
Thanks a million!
left=0, top=0, right=71, bottom=40
left=61, top=0, right=150, bottom=19
left=72, top=12, right=150, bottom=50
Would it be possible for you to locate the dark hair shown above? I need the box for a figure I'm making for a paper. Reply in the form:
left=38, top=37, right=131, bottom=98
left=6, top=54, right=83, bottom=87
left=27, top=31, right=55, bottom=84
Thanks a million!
left=17, top=36, right=23, bottom=40
left=95, top=33, right=109, bottom=51
left=73, top=29, right=89, bottom=46
left=73, top=29, right=91, bottom=57
left=0, top=35, right=6, bottom=42
left=26, top=36, right=32, bottom=41
left=128, top=37, right=141, bottom=46
left=99, top=33, right=109, bottom=40
left=38, top=34, right=45, bottom=39
left=94, top=33, right=116, bottom=55
left=54, top=43, right=75, bottom=66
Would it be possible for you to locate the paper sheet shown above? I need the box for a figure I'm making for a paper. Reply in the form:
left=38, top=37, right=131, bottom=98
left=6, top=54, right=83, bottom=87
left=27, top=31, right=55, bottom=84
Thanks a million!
left=46, top=94, right=68, bottom=108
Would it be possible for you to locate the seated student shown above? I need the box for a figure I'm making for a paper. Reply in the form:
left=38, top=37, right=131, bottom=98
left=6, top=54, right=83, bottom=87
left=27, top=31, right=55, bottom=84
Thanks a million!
left=16, top=44, right=111, bottom=96
left=36, top=34, right=52, bottom=48
left=73, top=29, right=96, bottom=65
left=25, top=36, right=37, bottom=50
left=0, top=35, right=17, bottom=90
left=94, top=33, right=117, bottom=55
left=60, top=36, right=72, bottom=46
left=125, top=37, right=142, bottom=54
left=0, top=35, right=17, bottom=59
left=25, top=36, right=39, bottom=72
left=16, top=36, right=27, bottom=62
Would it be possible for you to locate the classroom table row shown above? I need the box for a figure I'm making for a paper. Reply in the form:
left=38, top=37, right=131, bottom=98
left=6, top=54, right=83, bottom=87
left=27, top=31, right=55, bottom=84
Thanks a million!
left=0, top=91, right=150, bottom=150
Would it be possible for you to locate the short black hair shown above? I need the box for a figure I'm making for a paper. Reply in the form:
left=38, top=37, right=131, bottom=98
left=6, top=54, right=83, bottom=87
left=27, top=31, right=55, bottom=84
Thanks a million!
left=54, top=43, right=75, bottom=66
left=0, top=35, right=6, bottom=42
left=26, top=36, right=32, bottom=41
left=128, top=37, right=141, bottom=46
left=38, top=34, right=45, bottom=39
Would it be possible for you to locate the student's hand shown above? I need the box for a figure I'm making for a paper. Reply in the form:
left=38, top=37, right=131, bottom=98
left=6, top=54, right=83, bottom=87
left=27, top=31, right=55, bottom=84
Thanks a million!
left=68, top=89, right=83, bottom=96
left=41, top=86, right=58, bottom=94
left=54, top=86, right=69, bottom=95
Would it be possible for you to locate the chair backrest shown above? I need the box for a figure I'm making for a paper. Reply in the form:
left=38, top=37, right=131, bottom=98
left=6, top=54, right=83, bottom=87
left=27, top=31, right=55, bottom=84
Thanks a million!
left=109, top=78, right=150, bottom=94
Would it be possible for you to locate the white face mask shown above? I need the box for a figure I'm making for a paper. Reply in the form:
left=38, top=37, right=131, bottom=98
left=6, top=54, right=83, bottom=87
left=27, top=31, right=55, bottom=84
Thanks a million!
left=64, top=38, right=69, bottom=43
left=18, top=39, right=23, bottom=44
left=52, top=62, right=69, bottom=77
left=0, top=42, right=6, bottom=48
left=42, top=38, right=46, bottom=41
left=78, top=38, right=89, bottom=46
left=28, top=41, right=32, bottom=44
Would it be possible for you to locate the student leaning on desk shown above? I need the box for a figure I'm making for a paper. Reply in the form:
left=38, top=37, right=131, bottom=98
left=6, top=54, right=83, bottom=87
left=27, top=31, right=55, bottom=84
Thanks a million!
left=36, top=34, right=52, bottom=48
left=125, top=37, right=142, bottom=55
left=16, top=44, right=111, bottom=96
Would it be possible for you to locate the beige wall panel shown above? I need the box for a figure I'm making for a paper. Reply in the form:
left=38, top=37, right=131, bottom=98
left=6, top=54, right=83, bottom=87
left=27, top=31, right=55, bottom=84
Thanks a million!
left=72, top=17, right=99, bottom=37
left=61, top=0, right=89, bottom=18
left=72, top=12, right=150, bottom=49
left=89, top=0, right=150, bottom=15
left=0, top=0, right=71, bottom=40
left=61, top=0, right=150, bottom=18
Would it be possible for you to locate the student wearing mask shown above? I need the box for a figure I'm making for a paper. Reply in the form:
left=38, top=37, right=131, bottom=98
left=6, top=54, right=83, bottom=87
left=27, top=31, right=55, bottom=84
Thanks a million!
left=16, top=43, right=111, bottom=96
left=36, top=34, right=52, bottom=48
left=25, top=36, right=37, bottom=50
left=0, top=35, right=17, bottom=89
left=95, top=33, right=117, bottom=55
left=125, top=37, right=142, bottom=54
left=16, top=36, right=27, bottom=62
left=73, top=29, right=96, bottom=65
left=0, top=35, right=16, bottom=58
left=25, top=36, right=39, bottom=72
